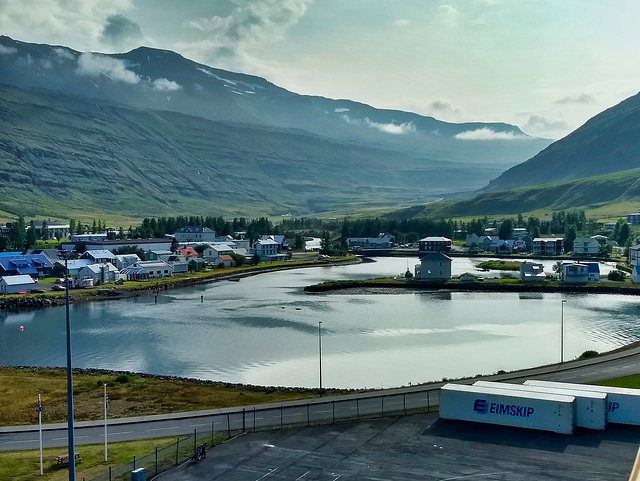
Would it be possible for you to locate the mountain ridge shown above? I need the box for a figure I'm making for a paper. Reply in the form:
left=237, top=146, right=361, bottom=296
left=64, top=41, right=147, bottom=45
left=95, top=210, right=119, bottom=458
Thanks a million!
left=0, top=36, right=552, bottom=219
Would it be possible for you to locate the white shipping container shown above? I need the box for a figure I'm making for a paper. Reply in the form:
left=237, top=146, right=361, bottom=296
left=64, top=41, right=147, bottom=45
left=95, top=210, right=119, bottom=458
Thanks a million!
left=440, top=383, right=575, bottom=434
left=474, top=381, right=607, bottom=430
left=525, top=380, right=640, bottom=426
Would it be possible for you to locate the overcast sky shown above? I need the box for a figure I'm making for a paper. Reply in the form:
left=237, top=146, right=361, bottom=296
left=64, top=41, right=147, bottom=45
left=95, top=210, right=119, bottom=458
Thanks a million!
left=2, top=0, right=639, bottom=139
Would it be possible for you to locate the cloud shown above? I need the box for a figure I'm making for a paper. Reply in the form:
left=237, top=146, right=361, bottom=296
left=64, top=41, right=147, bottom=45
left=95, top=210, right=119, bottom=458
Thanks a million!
left=365, top=118, right=416, bottom=135
left=393, top=19, right=410, bottom=27
left=523, top=115, right=569, bottom=133
left=53, top=48, right=76, bottom=61
left=100, top=14, right=142, bottom=49
left=454, top=127, right=527, bottom=140
left=0, top=0, right=134, bottom=51
left=152, top=78, right=182, bottom=92
left=334, top=108, right=350, bottom=113
left=340, top=115, right=415, bottom=135
left=435, top=5, right=460, bottom=29
left=76, top=52, right=140, bottom=84
left=0, top=45, right=17, bottom=55
left=554, top=93, right=596, bottom=104
left=181, top=0, right=312, bottom=65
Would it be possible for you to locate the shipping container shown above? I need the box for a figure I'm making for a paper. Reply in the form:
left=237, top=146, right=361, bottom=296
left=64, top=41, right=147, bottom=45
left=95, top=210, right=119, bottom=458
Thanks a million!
left=439, top=383, right=575, bottom=434
left=524, top=380, right=640, bottom=426
left=474, top=381, right=607, bottom=430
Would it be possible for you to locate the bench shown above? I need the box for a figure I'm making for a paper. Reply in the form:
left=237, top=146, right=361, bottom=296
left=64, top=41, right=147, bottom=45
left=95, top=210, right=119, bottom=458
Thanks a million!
left=192, top=443, right=206, bottom=463
left=56, top=453, right=82, bottom=465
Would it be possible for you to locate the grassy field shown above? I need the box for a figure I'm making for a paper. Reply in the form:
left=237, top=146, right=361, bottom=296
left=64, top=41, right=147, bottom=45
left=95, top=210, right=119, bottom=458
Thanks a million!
left=0, top=368, right=330, bottom=427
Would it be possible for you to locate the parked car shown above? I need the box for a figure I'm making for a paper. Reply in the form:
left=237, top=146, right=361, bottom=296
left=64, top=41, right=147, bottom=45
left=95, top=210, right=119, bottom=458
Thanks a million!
left=51, top=285, right=66, bottom=291
left=29, top=288, right=46, bottom=294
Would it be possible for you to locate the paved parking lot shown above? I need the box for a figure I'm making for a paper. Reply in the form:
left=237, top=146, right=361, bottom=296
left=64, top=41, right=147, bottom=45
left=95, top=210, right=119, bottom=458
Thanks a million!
left=157, top=412, right=640, bottom=480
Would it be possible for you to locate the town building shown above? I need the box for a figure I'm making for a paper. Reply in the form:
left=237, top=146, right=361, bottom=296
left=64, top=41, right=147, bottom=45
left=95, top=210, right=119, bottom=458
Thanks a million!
left=414, top=252, right=452, bottom=281
left=532, top=238, right=564, bottom=256
left=174, top=225, right=217, bottom=243
left=0, top=274, right=36, bottom=294
left=418, top=236, right=452, bottom=253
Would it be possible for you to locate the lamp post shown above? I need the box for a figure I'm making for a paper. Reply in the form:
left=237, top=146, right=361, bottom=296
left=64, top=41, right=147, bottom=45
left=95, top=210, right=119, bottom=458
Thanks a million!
left=561, top=300, right=567, bottom=364
left=318, top=321, right=323, bottom=392
left=62, top=252, right=76, bottom=481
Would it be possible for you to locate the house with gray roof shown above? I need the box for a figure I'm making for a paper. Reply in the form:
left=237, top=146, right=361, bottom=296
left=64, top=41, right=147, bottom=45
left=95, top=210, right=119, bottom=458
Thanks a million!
left=0, top=274, right=36, bottom=294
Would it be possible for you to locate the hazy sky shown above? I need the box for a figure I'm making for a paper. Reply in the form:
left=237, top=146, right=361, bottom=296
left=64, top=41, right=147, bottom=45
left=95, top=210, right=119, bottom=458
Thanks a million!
left=2, top=0, right=639, bottom=139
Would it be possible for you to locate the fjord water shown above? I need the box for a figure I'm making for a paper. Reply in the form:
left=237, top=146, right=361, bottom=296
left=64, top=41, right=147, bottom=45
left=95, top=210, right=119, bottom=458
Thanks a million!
left=1, top=257, right=637, bottom=389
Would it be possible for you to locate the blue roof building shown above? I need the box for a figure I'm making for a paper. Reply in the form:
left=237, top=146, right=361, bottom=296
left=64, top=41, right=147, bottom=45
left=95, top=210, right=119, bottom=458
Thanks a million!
left=0, top=252, right=54, bottom=279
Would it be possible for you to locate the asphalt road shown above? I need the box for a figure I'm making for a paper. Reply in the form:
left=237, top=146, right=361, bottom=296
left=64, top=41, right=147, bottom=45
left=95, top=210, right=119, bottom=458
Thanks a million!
left=3, top=342, right=640, bottom=453
left=156, top=413, right=640, bottom=481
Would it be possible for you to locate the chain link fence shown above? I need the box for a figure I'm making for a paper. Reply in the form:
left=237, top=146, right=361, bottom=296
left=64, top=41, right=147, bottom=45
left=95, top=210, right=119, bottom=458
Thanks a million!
left=85, top=387, right=439, bottom=481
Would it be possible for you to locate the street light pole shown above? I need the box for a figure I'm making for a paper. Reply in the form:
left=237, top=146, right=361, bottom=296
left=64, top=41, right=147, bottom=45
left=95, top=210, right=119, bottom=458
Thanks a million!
left=318, top=321, right=323, bottom=392
left=561, top=300, right=567, bottom=364
left=64, top=255, right=76, bottom=481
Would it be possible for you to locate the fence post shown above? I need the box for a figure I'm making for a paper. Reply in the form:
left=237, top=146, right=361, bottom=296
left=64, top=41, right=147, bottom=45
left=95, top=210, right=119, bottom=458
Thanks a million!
left=280, top=406, right=283, bottom=429
left=155, top=447, right=158, bottom=476
left=307, top=403, right=310, bottom=426
left=176, top=437, right=180, bottom=465
left=109, top=466, right=111, bottom=481
left=403, top=393, right=406, bottom=415
left=381, top=396, right=384, bottom=418
left=356, top=398, right=360, bottom=421
left=133, top=456, right=136, bottom=471
left=242, top=408, right=246, bottom=433
left=427, top=390, right=430, bottom=412
left=194, top=428, right=197, bottom=457
left=227, top=413, right=231, bottom=439
left=253, top=407, right=256, bottom=432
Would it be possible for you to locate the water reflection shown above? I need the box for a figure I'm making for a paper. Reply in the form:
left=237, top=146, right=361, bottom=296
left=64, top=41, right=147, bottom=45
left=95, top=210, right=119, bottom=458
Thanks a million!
left=0, top=257, right=638, bottom=389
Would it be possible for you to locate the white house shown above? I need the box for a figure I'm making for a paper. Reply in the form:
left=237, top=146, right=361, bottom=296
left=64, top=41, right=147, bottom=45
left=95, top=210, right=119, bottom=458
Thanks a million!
left=630, top=245, right=640, bottom=267
left=414, top=252, right=452, bottom=281
left=203, top=243, right=235, bottom=264
left=0, top=274, right=36, bottom=294
left=560, top=261, right=599, bottom=283
left=114, top=254, right=141, bottom=270
left=512, top=228, right=528, bottom=237
left=253, top=239, right=279, bottom=260
left=459, top=272, right=483, bottom=282
left=77, top=263, right=119, bottom=284
left=465, top=233, right=480, bottom=248
left=81, top=250, right=117, bottom=265
left=519, top=262, right=545, bottom=282
left=572, top=237, right=600, bottom=256
left=121, top=260, right=173, bottom=280
left=174, top=226, right=217, bottom=243
left=346, top=233, right=395, bottom=248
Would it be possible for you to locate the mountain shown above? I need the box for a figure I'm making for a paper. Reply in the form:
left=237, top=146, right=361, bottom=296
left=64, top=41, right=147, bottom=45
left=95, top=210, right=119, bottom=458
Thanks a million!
left=481, top=92, right=640, bottom=193
left=0, top=36, right=552, bottom=219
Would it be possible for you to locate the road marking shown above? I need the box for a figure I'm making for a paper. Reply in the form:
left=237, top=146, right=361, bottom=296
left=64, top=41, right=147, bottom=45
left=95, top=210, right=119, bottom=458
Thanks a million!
left=295, top=471, right=309, bottom=480
left=255, top=467, right=278, bottom=480
left=1, top=440, right=36, bottom=445
left=146, top=427, right=173, bottom=432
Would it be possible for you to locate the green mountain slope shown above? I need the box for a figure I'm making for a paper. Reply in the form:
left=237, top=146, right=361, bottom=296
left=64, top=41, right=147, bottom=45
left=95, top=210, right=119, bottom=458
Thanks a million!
left=0, top=86, right=500, bottom=218
left=482, top=91, right=640, bottom=193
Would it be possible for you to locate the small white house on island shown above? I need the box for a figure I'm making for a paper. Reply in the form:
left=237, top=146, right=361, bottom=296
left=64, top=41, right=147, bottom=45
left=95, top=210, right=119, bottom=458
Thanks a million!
left=519, top=262, right=545, bottom=282
left=414, top=252, right=452, bottom=281
left=0, top=274, right=36, bottom=293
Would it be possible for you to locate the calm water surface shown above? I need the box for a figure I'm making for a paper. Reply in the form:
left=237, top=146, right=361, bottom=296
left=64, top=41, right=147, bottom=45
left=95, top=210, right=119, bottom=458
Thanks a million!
left=1, top=257, right=637, bottom=389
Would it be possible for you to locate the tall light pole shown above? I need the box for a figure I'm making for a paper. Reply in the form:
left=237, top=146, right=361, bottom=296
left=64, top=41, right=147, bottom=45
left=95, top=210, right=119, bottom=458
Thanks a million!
left=63, top=253, right=76, bottom=481
left=561, top=300, right=567, bottom=364
left=318, top=321, right=323, bottom=392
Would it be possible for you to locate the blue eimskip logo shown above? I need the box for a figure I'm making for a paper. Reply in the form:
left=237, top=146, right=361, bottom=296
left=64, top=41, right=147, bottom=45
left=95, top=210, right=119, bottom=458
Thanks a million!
left=473, top=399, right=488, bottom=414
